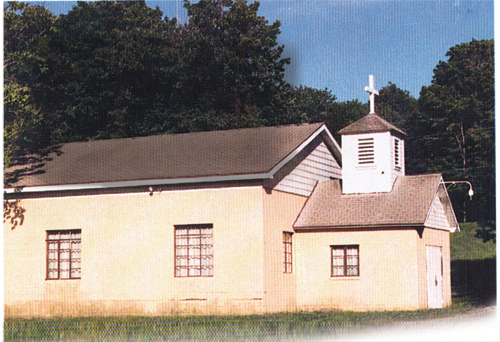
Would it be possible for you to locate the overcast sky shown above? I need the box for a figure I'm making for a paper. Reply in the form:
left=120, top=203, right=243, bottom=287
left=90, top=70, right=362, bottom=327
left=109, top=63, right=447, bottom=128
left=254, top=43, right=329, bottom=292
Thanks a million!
left=32, top=0, right=494, bottom=102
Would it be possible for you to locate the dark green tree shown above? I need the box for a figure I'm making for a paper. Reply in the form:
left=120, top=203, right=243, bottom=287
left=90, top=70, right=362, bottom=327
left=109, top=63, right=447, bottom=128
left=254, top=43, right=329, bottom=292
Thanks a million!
left=4, top=2, right=55, bottom=166
left=7, top=0, right=292, bottom=149
left=280, top=85, right=337, bottom=126
left=416, top=39, right=494, bottom=226
left=174, top=0, right=290, bottom=132
left=375, top=82, right=418, bottom=134
left=282, top=85, right=366, bottom=141
left=38, top=1, right=180, bottom=143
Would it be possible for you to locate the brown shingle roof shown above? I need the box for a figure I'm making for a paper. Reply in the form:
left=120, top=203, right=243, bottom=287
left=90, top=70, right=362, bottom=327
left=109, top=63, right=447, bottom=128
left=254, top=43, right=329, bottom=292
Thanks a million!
left=294, top=174, right=444, bottom=229
left=338, top=114, right=406, bottom=136
left=6, top=123, right=332, bottom=189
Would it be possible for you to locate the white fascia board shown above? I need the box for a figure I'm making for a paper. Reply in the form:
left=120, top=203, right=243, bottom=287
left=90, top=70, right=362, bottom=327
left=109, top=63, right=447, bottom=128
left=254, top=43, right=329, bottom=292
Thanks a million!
left=4, top=172, right=273, bottom=194
left=423, top=223, right=455, bottom=232
left=440, top=182, right=460, bottom=231
left=438, top=177, right=460, bottom=231
left=268, top=124, right=342, bottom=176
left=320, top=124, right=342, bottom=158
left=423, top=177, right=442, bottom=230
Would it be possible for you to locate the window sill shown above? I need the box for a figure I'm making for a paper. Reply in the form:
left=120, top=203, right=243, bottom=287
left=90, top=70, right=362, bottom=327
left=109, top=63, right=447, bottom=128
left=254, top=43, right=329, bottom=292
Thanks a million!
left=329, top=276, right=360, bottom=281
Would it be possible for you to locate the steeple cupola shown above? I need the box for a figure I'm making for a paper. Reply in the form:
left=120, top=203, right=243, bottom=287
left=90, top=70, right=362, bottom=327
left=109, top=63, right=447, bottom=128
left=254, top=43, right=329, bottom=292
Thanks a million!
left=339, top=75, right=406, bottom=194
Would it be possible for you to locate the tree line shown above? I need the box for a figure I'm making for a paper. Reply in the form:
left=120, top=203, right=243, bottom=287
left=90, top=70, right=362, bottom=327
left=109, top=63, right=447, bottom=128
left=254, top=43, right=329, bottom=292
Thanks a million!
left=3, top=1, right=494, bottom=233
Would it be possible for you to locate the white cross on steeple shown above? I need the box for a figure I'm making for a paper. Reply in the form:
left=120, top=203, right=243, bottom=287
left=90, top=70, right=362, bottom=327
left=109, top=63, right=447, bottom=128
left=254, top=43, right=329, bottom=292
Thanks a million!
left=365, top=75, right=379, bottom=114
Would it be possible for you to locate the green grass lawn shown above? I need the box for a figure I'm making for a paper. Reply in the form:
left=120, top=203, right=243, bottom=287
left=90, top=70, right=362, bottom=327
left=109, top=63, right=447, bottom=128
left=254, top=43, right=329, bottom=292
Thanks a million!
left=451, top=222, right=496, bottom=260
left=450, top=222, right=496, bottom=306
left=4, top=303, right=476, bottom=341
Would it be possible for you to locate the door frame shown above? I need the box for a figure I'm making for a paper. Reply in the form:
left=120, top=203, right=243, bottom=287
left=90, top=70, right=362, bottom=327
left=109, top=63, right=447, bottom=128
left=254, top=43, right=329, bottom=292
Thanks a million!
left=426, top=245, right=443, bottom=309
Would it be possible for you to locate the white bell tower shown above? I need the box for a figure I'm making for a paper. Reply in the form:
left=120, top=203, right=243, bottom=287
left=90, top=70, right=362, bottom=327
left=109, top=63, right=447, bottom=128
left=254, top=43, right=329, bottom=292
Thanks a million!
left=339, top=75, right=406, bottom=194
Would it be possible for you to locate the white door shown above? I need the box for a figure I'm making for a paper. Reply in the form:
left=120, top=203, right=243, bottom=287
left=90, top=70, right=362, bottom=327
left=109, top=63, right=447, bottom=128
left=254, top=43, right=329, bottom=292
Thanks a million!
left=426, top=246, right=443, bottom=309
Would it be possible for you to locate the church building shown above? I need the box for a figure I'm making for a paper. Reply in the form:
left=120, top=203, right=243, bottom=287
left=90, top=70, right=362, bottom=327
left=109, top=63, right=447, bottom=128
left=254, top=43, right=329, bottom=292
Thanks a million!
left=4, top=76, right=458, bottom=317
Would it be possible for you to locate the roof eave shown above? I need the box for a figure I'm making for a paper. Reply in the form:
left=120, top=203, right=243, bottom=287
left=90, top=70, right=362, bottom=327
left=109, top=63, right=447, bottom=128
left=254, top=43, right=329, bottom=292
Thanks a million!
left=339, top=128, right=406, bottom=137
left=293, top=223, right=425, bottom=231
left=294, top=221, right=456, bottom=232
left=4, top=172, right=274, bottom=194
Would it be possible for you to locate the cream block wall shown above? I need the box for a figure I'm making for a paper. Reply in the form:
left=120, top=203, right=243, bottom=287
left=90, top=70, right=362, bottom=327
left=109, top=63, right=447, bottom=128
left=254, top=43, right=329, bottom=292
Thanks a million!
left=295, top=229, right=423, bottom=311
left=5, top=186, right=267, bottom=317
left=4, top=186, right=453, bottom=317
left=262, top=189, right=308, bottom=313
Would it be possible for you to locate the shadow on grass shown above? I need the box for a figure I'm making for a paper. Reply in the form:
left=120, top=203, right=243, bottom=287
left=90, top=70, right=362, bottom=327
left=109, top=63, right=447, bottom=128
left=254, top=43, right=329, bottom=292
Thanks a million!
left=451, top=258, right=496, bottom=306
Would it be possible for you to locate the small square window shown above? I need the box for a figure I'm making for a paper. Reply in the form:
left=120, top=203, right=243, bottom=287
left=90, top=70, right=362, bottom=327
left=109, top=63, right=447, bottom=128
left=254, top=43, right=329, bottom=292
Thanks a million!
left=331, top=245, right=359, bottom=277
left=175, top=224, right=213, bottom=277
left=46, top=230, right=81, bottom=280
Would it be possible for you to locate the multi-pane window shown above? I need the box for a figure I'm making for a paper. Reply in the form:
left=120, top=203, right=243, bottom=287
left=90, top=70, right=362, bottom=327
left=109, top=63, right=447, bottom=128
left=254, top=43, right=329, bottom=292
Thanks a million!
left=175, top=224, right=213, bottom=277
left=358, top=138, right=374, bottom=164
left=394, top=137, right=401, bottom=171
left=46, top=230, right=81, bottom=280
left=283, top=232, right=293, bottom=273
left=331, top=245, right=359, bottom=277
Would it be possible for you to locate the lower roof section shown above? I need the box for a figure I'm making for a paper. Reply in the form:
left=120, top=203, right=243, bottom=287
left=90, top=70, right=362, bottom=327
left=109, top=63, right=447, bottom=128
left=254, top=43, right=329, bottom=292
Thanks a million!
left=293, top=174, right=459, bottom=232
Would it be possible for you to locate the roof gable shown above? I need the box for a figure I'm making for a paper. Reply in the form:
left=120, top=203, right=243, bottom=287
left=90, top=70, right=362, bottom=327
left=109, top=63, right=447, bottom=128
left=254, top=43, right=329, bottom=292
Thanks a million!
left=294, top=174, right=458, bottom=231
left=338, top=114, right=406, bottom=136
left=5, top=123, right=341, bottom=192
left=273, top=140, right=342, bottom=197
left=424, top=183, right=459, bottom=232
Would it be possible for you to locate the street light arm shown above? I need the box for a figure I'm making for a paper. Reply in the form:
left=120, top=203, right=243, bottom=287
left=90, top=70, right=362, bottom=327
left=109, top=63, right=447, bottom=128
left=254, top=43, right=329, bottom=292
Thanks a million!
left=440, top=181, right=474, bottom=200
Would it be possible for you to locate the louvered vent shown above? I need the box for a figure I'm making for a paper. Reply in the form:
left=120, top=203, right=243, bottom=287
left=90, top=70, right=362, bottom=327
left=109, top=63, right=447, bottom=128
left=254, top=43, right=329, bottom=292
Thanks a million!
left=358, top=138, right=374, bottom=164
left=394, top=138, right=401, bottom=171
